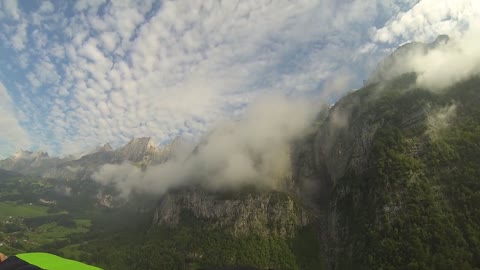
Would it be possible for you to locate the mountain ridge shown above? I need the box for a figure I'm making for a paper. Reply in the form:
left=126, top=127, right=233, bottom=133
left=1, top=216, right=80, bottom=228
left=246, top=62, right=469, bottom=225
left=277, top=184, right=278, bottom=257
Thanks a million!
left=0, top=137, right=179, bottom=180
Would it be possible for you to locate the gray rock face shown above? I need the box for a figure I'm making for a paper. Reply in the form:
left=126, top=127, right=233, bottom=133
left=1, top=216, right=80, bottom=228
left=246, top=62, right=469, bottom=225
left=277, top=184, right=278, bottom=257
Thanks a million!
left=96, top=143, right=113, bottom=152
left=152, top=188, right=309, bottom=237
left=148, top=137, right=315, bottom=238
left=117, top=137, right=158, bottom=162
left=309, top=93, right=382, bottom=263
left=314, top=95, right=380, bottom=186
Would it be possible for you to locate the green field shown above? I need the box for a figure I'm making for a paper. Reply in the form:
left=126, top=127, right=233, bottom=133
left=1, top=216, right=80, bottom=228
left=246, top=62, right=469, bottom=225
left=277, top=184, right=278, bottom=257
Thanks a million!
left=25, top=219, right=91, bottom=245
left=0, top=198, right=92, bottom=255
left=0, top=201, right=50, bottom=218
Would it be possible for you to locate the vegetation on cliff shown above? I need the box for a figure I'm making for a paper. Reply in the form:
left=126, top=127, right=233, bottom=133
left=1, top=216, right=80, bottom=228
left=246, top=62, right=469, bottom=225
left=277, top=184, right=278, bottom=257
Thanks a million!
left=331, top=75, right=480, bottom=269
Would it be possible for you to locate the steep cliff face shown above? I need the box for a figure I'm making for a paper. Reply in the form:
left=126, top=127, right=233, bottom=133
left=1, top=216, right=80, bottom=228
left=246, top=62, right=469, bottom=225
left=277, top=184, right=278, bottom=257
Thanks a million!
left=153, top=188, right=309, bottom=237
left=311, top=73, right=480, bottom=269
left=148, top=73, right=457, bottom=268
left=117, top=137, right=159, bottom=162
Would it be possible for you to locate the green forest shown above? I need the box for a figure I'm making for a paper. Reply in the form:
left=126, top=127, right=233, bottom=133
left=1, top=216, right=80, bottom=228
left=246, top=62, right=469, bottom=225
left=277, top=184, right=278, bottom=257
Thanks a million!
left=332, top=75, right=480, bottom=269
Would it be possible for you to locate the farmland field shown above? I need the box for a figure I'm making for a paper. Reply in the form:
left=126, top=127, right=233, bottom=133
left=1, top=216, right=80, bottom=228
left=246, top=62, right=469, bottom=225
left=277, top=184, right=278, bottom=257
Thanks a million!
left=0, top=201, right=50, bottom=218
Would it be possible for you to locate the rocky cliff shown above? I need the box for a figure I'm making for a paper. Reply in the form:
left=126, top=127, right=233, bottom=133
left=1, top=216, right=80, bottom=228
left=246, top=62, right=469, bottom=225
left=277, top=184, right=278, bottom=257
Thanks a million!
left=153, top=188, right=309, bottom=237
left=146, top=69, right=480, bottom=269
left=117, top=137, right=160, bottom=162
left=309, top=73, right=480, bottom=269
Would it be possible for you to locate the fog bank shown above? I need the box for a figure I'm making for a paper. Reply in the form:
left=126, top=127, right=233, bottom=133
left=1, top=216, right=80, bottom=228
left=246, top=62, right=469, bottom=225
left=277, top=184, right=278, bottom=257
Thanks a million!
left=93, top=96, right=318, bottom=197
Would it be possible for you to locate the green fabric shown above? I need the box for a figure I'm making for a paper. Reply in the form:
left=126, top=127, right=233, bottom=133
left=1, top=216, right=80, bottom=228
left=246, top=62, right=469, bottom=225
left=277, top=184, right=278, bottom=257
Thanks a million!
left=16, top=253, right=102, bottom=270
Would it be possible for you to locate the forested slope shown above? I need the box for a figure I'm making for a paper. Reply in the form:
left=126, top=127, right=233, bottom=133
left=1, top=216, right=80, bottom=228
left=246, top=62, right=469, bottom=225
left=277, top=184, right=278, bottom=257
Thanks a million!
left=317, top=74, right=480, bottom=269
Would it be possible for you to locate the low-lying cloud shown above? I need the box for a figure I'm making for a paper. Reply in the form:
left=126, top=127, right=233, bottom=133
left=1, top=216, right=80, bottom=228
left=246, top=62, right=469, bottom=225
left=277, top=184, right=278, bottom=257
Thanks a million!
left=93, top=96, right=318, bottom=197
left=413, top=30, right=480, bottom=90
left=374, top=27, right=480, bottom=90
left=426, top=103, right=457, bottom=140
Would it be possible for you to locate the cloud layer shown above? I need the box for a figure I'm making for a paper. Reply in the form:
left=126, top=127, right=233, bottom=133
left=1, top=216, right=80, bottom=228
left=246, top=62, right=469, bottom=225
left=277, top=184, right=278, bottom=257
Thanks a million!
left=0, top=0, right=477, bottom=157
left=412, top=29, right=480, bottom=90
left=0, top=82, right=31, bottom=158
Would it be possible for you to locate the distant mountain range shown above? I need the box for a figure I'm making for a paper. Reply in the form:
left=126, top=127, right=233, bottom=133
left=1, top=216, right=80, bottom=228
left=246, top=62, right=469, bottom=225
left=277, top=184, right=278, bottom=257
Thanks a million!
left=0, top=137, right=177, bottom=180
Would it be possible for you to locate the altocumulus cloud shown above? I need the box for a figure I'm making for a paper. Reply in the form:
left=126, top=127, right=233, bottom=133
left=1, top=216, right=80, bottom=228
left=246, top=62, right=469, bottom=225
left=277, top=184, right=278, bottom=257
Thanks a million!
left=0, top=82, right=31, bottom=158
left=0, top=0, right=477, bottom=158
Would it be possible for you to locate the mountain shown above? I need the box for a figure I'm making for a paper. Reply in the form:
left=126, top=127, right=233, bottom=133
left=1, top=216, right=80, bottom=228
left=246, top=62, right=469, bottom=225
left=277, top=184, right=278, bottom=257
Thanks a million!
left=0, top=150, right=72, bottom=175
left=308, top=76, right=480, bottom=268
left=95, top=143, right=113, bottom=152
left=0, top=137, right=176, bottom=181
left=117, top=137, right=159, bottom=162
left=153, top=188, right=309, bottom=236
left=0, top=168, right=21, bottom=179
left=141, top=37, right=480, bottom=269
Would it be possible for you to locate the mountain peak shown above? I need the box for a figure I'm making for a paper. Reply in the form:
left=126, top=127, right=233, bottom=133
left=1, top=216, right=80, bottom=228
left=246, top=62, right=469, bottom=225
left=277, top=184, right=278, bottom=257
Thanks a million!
left=431, top=34, right=450, bottom=47
left=119, top=137, right=158, bottom=162
left=127, top=137, right=156, bottom=146
left=96, top=143, right=113, bottom=152
left=125, top=137, right=157, bottom=151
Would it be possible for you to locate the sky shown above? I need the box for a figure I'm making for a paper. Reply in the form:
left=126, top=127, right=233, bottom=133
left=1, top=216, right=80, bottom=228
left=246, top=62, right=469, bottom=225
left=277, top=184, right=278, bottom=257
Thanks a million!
left=0, top=0, right=479, bottom=158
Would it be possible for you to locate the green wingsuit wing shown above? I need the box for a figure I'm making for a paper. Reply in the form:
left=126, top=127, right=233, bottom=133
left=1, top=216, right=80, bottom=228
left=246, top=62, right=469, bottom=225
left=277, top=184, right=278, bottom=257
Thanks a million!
left=16, top=253, right=102, bottom=270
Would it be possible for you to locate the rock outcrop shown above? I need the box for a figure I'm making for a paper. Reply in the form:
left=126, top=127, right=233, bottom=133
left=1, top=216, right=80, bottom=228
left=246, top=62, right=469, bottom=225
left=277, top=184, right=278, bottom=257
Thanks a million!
left=152, top=188, right=309, bottom=237
left=117, top=137, right=159, bottom=162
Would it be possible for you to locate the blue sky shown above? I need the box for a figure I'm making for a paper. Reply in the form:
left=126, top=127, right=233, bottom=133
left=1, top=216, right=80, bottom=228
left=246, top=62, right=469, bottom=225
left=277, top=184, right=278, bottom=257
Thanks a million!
left=0, top=0, right=478, bottom=158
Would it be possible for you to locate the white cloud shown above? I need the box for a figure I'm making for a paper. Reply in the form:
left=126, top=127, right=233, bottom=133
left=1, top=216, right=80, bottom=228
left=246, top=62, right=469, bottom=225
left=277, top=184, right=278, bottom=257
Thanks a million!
left=427, top=103, right=457, bottom=139
left=362, top=0, right=480, bottom=91
left=1, top=0, right=20, bottom=20
left=39, top=1, right=55, bottom=14
left=93, top=95, right=319, bottom=196
left=412, top=29, right=480, bottom=89
left=45, top=0, right=380, bottom=155
left=11, top=22, right=27, bottom=50
left=0, top=0, right=476, bottom=157
left=74, top=0, right=106, bottom=13
left=0, top=82, right=31, bottom=158
left=99, top=31, right=119, bottom=52
left=370, top=0, right=480, bottom=90
left=373, top=0, right=480, bottom=44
